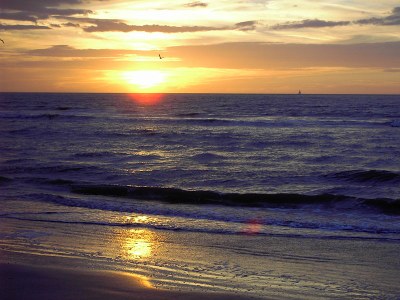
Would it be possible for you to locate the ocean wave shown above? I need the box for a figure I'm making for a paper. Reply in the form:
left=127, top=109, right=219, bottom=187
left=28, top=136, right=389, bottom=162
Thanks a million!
left=169, top=117, right=307, bottom=128
left=6, top=127, right=35, bottom=134
left=0, top=164, right=99, bottom=175
left=0, top=112, right=94, bottom=121
left=1, top=110, right=393, bottom=129
left=191, top=152, right=226, bottom=162
left=67, top=184, right=400, bottom=215
left=73, top=151, right=116, bottom=158
left=390, top=120, right=400, bottom=127
left=133, top=116, right=394, bottom=129
left=47, top=179, right=75, bottom=185
left=55, top=106, right=71, bottom=111
left=3, top=210, right=400, bottom=241
left=0, top=176, right=12, bottom=183
left=327, top=170, right=400, bottom=183
left=174, top=112, right=201, bottom=117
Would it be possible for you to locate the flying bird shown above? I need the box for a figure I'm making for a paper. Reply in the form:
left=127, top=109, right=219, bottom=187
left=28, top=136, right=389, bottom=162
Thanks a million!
left=0, top=38, right=4, bottom=44
left=159, top=54, right=164, bottom=59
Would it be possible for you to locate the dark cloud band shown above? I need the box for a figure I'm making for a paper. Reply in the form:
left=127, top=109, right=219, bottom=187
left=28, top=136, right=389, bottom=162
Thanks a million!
left=0, top=0, right=91, bottom=24
left=355, top=6, right=400, bottom=26
left=271, top=19, right=350, bottom=30
left=0, top=24, right=51, bottom=30
left=271, top=6, right=400, bottom=30
left=184, top=1, right=208, bottom=8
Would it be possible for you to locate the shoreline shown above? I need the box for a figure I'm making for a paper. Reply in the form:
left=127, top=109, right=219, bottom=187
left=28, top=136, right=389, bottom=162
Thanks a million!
left=1, top=202, right=400, bottom=299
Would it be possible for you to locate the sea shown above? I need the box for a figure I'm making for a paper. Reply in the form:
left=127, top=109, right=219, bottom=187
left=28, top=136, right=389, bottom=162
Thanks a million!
left=1, top=93, right=400, bottom=297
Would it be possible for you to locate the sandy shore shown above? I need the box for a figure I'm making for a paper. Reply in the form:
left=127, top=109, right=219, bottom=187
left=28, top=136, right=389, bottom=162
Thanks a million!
left=1, top=202, right=400, bottom=299
left=0, top=263, right=254, bottom=300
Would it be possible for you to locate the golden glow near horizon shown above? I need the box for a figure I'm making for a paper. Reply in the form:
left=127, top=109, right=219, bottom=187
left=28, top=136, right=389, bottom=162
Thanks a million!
left=0, top=0, right=399, bottom=93
left=122, top=70, right=167, bottom=90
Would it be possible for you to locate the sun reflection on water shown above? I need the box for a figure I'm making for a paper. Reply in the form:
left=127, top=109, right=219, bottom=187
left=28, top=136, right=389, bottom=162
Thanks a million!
left=128, top=93, right=165, bottom=106
left=125, top=215, right=149, bottom=223
left=127, top=239, right=151, bottom=257
left=124, top=228, right=155, bottom=259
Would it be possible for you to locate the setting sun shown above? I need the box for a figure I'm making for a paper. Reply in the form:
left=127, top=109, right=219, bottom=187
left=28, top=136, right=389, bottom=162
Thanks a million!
left=1, top=0, right=399, bottom=93
left=122, top=70, right=167, bottom=90
left=1, top=0, right=400, bottom=299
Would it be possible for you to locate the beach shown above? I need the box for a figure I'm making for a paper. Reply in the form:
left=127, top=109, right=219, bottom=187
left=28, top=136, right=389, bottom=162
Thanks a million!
left=1, top=263, right=253, bottom=300
left=1, top=205, right=400, bottom=299
left=2, top=0, right=400, bottom=295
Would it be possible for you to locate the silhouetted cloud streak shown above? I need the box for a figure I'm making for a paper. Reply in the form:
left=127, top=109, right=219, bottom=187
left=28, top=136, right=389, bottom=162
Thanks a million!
left=271, top=6, right=400, bottom=30
left=0, top=0, right=91, bottom=23
left=184, top=1, right=208, bottom=8
left=0, top=24, right=51, bottom=30
left=27, top=45, right=153, bottom=57
left=78, top=18, right=259, bottom=33
left=167, top=41, right=400, bottom=69
left=0, top=0, right=82, bottom=11
left=355, top=6, right=400, bottom=26
left=271, top=19, right=350, bottom=30
left=0, top=12, right=39, bottom=22
left=82, top=19, right=222, bottom=33
left=19, top=42, right=400, bottom=70
left=234, top=21, right=258, bottom=31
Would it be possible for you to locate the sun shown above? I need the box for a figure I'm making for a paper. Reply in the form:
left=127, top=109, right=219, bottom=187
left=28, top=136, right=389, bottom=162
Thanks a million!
left=122, top=70, right=166, bottom=90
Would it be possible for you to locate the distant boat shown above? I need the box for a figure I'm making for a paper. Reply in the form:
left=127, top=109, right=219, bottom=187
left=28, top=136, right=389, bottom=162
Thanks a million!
left=298, top=90, right=302, bottom=94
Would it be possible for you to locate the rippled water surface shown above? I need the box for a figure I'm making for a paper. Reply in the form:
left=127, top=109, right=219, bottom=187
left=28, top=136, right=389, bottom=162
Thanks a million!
left=1, top=93, right=400, bottom=239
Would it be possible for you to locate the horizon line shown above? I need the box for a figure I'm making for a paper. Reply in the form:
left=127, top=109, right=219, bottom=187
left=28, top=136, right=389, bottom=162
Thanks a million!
left=1, top=92, right=399, bottom=96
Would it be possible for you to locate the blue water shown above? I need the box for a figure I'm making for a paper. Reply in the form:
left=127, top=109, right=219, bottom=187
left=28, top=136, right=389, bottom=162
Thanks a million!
left=1, top=93, right=400, bottom=240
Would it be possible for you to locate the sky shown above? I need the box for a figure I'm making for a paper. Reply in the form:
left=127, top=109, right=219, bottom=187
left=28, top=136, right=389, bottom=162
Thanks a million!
left=0, top=0, right=399, bottom=94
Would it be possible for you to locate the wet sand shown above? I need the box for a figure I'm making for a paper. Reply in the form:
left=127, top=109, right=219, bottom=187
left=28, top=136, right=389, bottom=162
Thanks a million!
left=0, top=263, right=254, bottom=300
left=1, top=203, right=400, bottom=299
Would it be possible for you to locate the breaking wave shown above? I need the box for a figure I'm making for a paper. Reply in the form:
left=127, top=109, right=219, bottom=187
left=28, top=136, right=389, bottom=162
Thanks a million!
left=327, top=170, right=400, bottom=183
left=63, top=184, right=400, bottom=215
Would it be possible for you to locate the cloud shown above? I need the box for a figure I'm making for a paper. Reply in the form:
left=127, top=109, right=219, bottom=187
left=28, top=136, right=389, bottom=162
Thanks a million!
left=56, top=14, right=260, bottom=33
left=63, top=22, right=80, bottom=28
left=355, top=6, right=400, bottom=26
left=26, top=45, right=155, bottom=57
left=0, top=0, right=92, bottom=23
left=75, top=18, right=258, bottom=33
left=167, top=41, right=400, bottom=69
left=0, top=12, right=39, bottom=22
left=4, top=42, right=400, bottom=87
left=269, top=6, right=400, bottom=31
left=234, top=21, right=258, bottom=31
left=0, top=24, right=51, bottom=30
left=82, top=19, right=222, bottom=33
left=0, top=0, right=82, bottom=11
left=11, top=42, right=400, bottom=71
left=238, top=0, right=269, bottom=6
left=271, top=19, right=350, bottom=30
left=384, top=68, right=400, bottom=72
left=184, top=1, right=208, bottom=8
